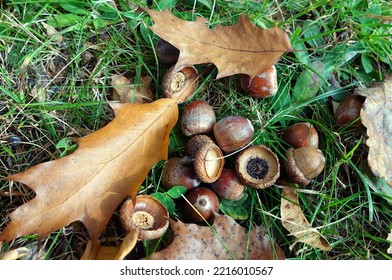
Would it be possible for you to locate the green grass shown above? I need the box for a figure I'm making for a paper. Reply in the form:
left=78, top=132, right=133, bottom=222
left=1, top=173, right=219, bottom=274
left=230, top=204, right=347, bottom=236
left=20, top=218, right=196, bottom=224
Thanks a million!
left=1, top=0, right=392, bottom=260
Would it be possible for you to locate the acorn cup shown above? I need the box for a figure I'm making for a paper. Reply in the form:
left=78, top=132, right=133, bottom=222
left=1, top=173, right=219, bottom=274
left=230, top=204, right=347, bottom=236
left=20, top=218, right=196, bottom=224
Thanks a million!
left=162, top=65, right=198, bottom=103
left=235, top=145, right=280, bottom=189
left=120, top=195, right=169, bottom=240
left=283, top=146, right=326, bottom=186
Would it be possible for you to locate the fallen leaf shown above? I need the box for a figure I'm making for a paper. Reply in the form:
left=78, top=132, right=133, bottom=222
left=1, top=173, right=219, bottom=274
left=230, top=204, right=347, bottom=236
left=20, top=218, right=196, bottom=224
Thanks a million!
left=0, top=247, right=31, bottom=260
left=81, top=229, right=138, bottom=260
left=144, top=8, right=293, bottom=79
left=387, top=229, right=392, bottom=254
left=0, top=98, right=178, bottom=258
left=111, top=75, right=154, bottom=103
left=358, top=76, right=392, bottom=188
left=280, top=187, right=331, bottom=251
left=145, top=214, right=285, bottom=260
left=41, top=22, right=64, bottom=43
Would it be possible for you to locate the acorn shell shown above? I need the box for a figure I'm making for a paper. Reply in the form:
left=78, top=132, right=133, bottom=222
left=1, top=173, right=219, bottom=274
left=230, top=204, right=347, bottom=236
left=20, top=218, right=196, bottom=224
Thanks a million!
left=120, top=195, right=169, bottom=240
left=194, top=143, right=225, bottom=183
left=162, top=65, right=198, bottom=103
left=235, top=145, right=280, bottom=189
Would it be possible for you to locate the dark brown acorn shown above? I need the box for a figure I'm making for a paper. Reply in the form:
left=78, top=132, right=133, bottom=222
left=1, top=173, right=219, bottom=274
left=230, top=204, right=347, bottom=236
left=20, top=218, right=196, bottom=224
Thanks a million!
left=183, top=187, right=219, bottom=223
left=162, top=157, right=201, bottom=191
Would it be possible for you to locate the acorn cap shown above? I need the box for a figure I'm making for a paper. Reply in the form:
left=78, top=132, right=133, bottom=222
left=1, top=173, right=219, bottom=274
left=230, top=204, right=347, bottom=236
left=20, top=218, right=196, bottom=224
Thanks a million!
left=162, top=65, right=198, bottom=103
left=120, top=195, right=169, bottom=240
left=184, top=134, right=215, bottom=158
left=283, top=147, right=325, bottom=186
left=235, top=145, right=280, bottom=189
left=194, top=143, right=225, bottom=183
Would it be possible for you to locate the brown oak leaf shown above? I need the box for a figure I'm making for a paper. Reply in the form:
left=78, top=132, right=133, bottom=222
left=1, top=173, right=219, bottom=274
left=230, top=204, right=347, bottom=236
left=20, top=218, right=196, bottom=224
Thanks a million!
left=144, top=8, right=293, bottom=79
left=145, top=214, right=285, bottom=260
left=358, top=75, right=392, bottom=188
left=0, top=98, right=178, bottom=258
left=281, top=187, right=331, bottom=251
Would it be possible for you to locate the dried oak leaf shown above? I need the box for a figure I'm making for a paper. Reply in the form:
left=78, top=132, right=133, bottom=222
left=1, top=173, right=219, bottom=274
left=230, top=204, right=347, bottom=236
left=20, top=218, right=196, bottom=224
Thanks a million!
left=281, top=187, right=331, bottom=251
left=0, top=99, right=178, bottom=258
left=358, top=76, right=392, bottom=188
left=144, top=8, right=293, bottom=79
left=145, top=214, right=285, bottom=260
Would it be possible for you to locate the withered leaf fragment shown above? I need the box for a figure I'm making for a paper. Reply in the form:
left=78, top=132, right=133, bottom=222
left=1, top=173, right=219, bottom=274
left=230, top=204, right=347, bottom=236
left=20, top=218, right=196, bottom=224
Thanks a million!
left=145, top=214, right=285, bottom=260
left=358, top=75, right=392, bottom=188
left=281, top=187, right=331, bottom=251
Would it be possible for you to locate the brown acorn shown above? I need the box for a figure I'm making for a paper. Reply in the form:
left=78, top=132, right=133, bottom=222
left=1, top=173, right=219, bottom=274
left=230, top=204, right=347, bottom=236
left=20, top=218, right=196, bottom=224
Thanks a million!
left=155, top=38, right=179, bottom=66
left=283, top=147, right=325, bottom=186
left=213, top=116, right=254, bottom=153
left=335, top=95, right=365, bottom=127
left=211, top=168, right=246, bottom=201
left=162, top=157, right=201, bottom=191
left=180, top=100, right=216, bottom=137
left=184, top=135, right=215, bottom=159
left=282, top=122, right=319, bottom=148
left=240, top=65, right=278, bottom=98
left=183, top=187, right=219, bottom=223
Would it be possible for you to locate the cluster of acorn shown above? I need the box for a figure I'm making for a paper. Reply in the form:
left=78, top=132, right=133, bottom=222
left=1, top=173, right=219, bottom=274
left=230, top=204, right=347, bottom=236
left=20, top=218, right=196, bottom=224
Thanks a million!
left=162, top=100, right=328, bottom=224
left=117, top=39, right=365, bottom=241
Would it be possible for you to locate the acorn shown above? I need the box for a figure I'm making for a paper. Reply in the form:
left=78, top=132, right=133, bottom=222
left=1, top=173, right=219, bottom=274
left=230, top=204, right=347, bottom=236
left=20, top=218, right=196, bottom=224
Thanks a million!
left=335, top=95, right=365, bottom=127
left=120, top=195, right=169, bottom=240
left=282, top=122, right=319, bottom=148
left=162, top=65, right=198, bottom=103
left=235, top=145, right=280, bottom=189
left=180, top=100, right=216, bottom=137
left=213, top=116, right=254, bottom=153
left=162, top=157, right=201, bottom=191
left=155, top=38, right=179, bottom=66
left=240, top=65, right=278, bottom=98
left=194, top=142, right=225, bottom=183
left=283, top=147, right=325, bottom=186
left=211, top=168, right=246, bottom=201
left=183, top=187, right=219, bottom=223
